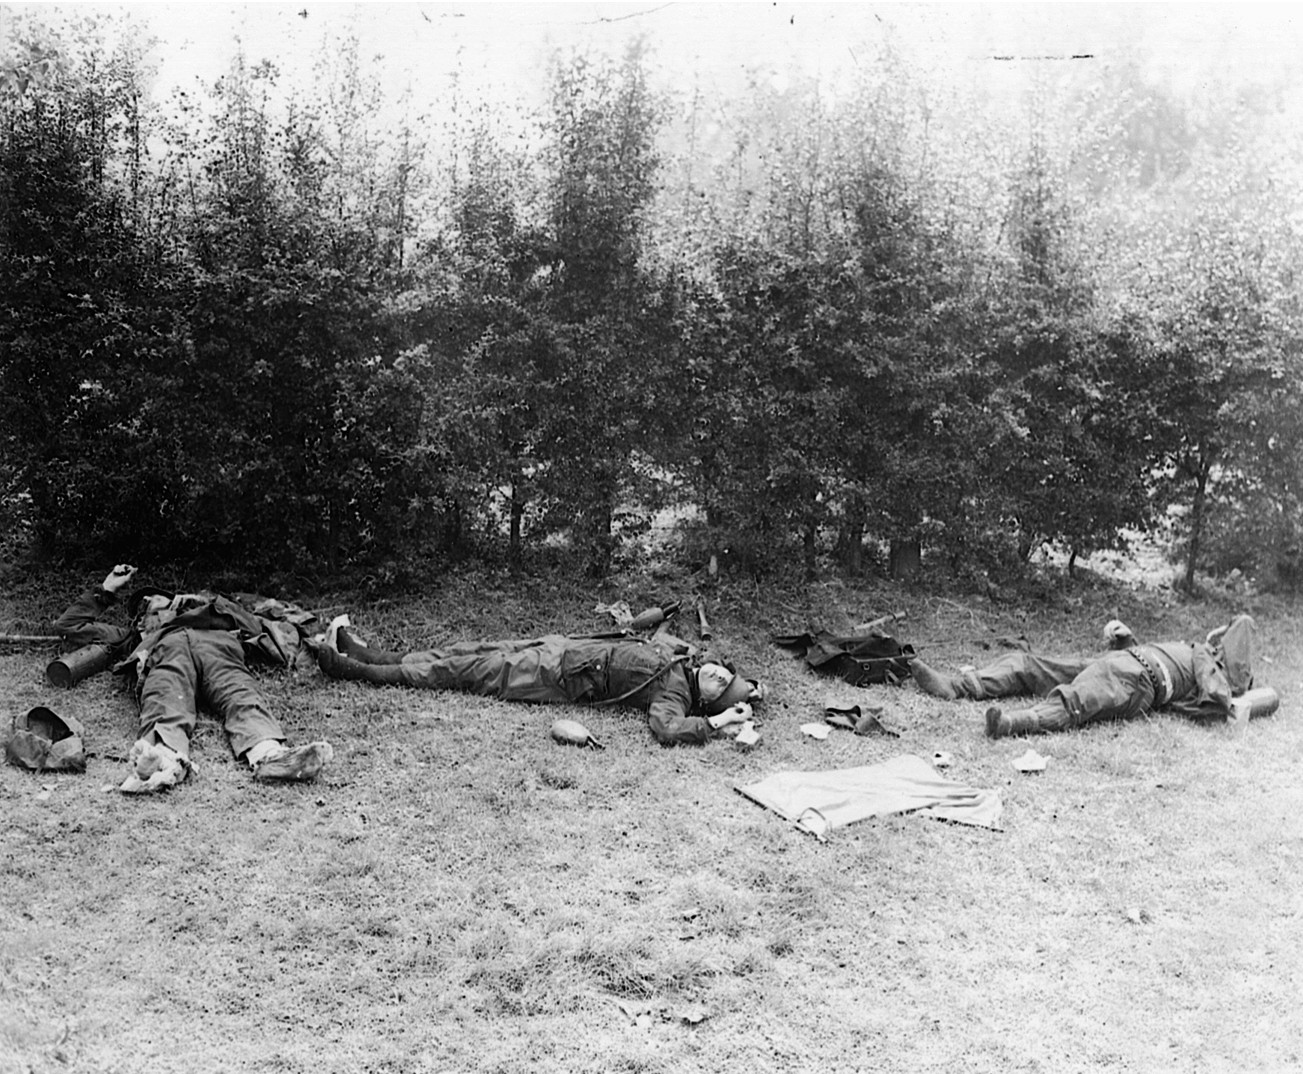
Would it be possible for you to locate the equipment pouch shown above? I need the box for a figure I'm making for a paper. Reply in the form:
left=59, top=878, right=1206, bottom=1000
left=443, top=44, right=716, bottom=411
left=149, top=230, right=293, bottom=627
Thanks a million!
left=560, top=647, right=608, bottom=703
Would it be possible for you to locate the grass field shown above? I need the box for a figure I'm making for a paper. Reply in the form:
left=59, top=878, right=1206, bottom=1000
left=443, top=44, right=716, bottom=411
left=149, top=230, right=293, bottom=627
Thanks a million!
left=2, top=563, right=1301, bottom=1073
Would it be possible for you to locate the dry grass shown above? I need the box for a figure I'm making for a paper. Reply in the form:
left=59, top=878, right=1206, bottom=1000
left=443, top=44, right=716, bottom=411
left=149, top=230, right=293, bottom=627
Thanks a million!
left=2, top=562, right=1302, bottom=1073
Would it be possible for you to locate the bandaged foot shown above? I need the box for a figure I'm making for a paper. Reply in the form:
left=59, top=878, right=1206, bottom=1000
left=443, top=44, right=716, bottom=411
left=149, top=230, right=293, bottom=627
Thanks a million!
left=253, top=741, right=334, bottom=783
left=120, top=740, right=187, bottom=794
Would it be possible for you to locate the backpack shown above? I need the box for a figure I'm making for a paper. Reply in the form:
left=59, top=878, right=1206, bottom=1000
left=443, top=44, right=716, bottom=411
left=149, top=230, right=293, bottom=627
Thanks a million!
left=773, top=629, right=915, bottom=687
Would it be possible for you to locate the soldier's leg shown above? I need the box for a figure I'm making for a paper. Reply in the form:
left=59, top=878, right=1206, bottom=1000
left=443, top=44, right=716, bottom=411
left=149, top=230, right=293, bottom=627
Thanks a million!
left=192, top=630, right=287, bottom=760
left=137, top=630, right=202, bottom=762
left=1211, top=614, right=1255, bottom=695
left=914, top=650, right=1091, bottom=701
left=315, top=637, right=570, bottom=703
left=972, top=652, right=1094, bottom=698
left=985, top=697, right=1075, bottom=738
left=909, top=657, right=964, bottom=700
left=339, top=630, right=563, bottom=669
left=120, top=630, right=201, bottom=791
left=985, top=652, right=1152, bottom=738
left=336, top=627, right=404, bottom=665
left=408, top=646, right=568, bottom=702
left=197, top=630, right=333, bottom=782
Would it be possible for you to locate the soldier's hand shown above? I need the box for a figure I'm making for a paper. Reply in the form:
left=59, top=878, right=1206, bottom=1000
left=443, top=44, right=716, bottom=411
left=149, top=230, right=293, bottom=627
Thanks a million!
left=1103, top=619, right=1135, bottom=649
left=102, top=564, right=137, bottom=593
left=709, top=701, right=753, bottom=731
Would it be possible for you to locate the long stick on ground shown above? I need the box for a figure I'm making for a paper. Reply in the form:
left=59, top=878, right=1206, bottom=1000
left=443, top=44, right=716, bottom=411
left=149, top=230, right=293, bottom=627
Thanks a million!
left=853, top=612, right=908, bottom=634
left=0, top=634, right=61, bottom=644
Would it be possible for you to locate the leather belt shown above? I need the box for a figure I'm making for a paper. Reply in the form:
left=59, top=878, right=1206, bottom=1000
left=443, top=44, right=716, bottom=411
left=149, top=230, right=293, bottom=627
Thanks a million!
left=1130, top=647, right=1173, bottom=707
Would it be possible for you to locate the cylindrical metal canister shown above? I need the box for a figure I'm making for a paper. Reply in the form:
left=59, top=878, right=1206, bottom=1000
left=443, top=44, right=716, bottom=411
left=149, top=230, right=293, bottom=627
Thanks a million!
left=1240, top=685, right=1280, bottom=719
left=628, top=606, right=666, bottom=631
left=46, top=643, right=114, bottom=689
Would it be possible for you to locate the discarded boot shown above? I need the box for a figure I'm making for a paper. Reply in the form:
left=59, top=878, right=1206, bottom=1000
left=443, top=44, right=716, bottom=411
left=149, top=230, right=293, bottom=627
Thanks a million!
left=254, top=741, right=334, bottom=783
left=910, top=658, right=958, bottom=700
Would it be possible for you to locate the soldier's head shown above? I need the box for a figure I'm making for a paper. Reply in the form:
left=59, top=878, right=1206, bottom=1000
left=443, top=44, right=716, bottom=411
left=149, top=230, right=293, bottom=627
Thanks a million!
left=128, top=587, right=178, bottom=631
left=696, top=662, right=759, bottom=715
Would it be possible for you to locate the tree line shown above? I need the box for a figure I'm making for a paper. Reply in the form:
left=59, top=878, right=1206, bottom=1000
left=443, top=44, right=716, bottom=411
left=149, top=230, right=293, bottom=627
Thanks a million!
left=4, top=10, right=1303, bottom=590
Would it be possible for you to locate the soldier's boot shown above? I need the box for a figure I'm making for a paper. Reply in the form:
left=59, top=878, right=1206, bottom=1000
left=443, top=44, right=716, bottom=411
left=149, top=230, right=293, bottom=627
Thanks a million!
left=254, top=741, right=334, bottom=783
left=312, top=641, right=407, bottom=684
left=337, top=626, right=405, bottom=665
left=985, top=699, right=1070, bottom=738
left=910, top=658, right=962, bottom=701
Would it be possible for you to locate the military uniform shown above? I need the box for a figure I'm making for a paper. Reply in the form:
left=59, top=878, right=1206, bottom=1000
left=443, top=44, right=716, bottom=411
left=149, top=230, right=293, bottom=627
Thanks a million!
left=316, top=632, right=727, bottom=745
left=55, top=587, right=300, bottom=764
left=911, top=616, right=1257, bottom=736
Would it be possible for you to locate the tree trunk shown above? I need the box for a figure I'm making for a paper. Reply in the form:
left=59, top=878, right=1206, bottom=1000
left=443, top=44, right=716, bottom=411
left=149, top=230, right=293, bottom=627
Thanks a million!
left=837, top=495, right=866, bottom=574
left=509, top=481, right=525, bottom=564
left=1183, top=460, right=1211, bottom=591
left=889, top=538, right=921, bottom=581
left=584, top=474, right=616, bottom=579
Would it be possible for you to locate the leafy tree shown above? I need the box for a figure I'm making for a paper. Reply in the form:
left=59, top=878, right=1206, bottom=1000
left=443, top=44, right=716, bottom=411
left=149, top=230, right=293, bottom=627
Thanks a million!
left=529, top=40, right=670, bottom=574
left=0, top=10, right=182, bottom=561
left=1147, top=255, right=1302, bottom=589
left=977, top=143, right=1163, bottom=573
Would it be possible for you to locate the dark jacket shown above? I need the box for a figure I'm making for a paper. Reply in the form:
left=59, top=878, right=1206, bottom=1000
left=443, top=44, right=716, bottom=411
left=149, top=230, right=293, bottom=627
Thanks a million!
left=54, top=588, right=301, bottom=684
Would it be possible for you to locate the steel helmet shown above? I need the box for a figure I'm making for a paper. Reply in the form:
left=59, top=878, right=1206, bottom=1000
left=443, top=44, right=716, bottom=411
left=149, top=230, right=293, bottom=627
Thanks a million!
left=5, top=706, right=87, bottom=773
left=698, top=663, right=759, bottom=715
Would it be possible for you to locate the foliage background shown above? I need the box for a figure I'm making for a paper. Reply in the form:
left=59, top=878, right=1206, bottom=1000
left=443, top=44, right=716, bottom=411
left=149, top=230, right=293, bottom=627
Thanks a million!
left=4, top=3, right=1303, bottom=591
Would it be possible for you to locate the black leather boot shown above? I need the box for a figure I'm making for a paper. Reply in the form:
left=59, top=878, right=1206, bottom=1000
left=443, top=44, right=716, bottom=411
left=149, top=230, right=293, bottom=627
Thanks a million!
left=337, top=626, right=405, bottom=665
left=313, top=642, right=407, bottom=684
left=985, top=700, right=1068, bottom=738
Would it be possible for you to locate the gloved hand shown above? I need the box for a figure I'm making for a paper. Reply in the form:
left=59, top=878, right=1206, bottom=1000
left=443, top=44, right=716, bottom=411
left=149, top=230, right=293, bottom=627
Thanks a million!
left=101, top=564, right=137, bottom=594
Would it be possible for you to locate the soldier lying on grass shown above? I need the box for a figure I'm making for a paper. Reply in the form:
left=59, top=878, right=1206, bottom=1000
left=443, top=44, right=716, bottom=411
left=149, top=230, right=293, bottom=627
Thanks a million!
left=908, top=614, right=1266, bottom=738
left=56, top=565, right=333, bottom=792
left=308, top=622, right=764, bottom=745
